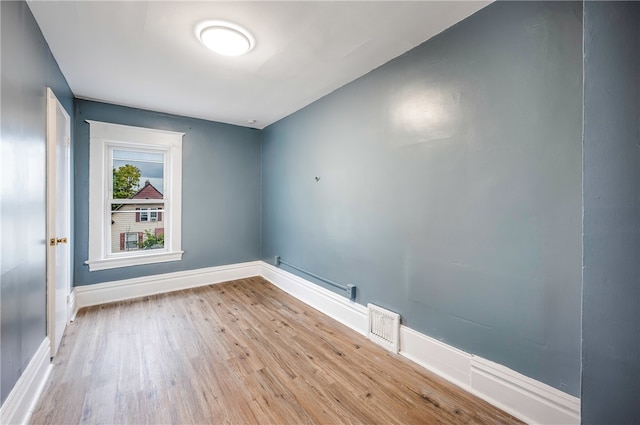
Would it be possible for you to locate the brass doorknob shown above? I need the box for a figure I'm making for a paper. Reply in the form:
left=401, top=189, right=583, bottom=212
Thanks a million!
left=50, top=237, right=68, bottom=246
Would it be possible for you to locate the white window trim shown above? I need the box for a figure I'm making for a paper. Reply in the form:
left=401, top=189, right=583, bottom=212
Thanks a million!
left=85, top=120, right=184, bottom=271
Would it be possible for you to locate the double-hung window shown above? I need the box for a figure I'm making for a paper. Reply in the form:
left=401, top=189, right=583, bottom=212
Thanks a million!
left=86, top=121, right=184, bottom=271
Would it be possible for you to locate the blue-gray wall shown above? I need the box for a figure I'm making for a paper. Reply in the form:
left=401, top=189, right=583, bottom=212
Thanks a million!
left=582, top=2, right=640, bottom=423
left=0, top=0, right=74, bottom=404
left=262, top=1, right=583, bottom=396
left=8, top=0, right=640, bottom=417
left=73, top=100, right=262, bottom=285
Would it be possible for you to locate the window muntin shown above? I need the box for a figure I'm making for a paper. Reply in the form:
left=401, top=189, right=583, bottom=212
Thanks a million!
left=86, top=121, right=183, bottom=271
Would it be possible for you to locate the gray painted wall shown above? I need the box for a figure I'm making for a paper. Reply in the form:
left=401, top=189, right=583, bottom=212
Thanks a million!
left=73, top=100, right=262, bottom=285
left=262, top=1, right=583, bottom=396
left=0, top=0, right=74, bottom=404
left=582, top=2, right=640, bottom=423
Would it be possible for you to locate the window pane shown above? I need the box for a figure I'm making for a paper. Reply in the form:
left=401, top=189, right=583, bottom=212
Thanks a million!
left=110, top=205, right=165, bottom=253
left=125, top=232, right=139, bottom=250
left=112, top=149, right=164, bottom=199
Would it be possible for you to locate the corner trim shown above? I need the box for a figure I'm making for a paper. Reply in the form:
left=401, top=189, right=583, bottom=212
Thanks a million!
left=0, top=339, right=52, bottom=425
left=74, top=261, right=262, bottom=309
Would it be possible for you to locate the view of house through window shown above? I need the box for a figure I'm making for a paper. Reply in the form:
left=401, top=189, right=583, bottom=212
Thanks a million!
left=110, top=149, right=165, bottom=253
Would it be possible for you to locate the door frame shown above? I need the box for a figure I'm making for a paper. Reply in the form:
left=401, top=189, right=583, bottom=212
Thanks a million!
left=46, top=87, right=71, bottom=357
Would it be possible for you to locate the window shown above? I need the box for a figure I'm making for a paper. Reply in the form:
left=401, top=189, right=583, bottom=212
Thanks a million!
left=137, top=207, right=160, bottom=222
left=124, top=232, right=140, bottom=250
left=86, top=121, right=184, bottom=271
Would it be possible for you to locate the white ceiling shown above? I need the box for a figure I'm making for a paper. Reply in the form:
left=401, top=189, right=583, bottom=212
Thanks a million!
left=28, top=1, right=490, bottom=129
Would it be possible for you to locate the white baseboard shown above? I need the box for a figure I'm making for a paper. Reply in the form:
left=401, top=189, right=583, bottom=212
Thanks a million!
left=260, top=261, right=580, bottom=425
left=74, top=261, right=262, bottom=309
left=470, top=356, right=580, bottom=425
left=400, top=326, right=473, bottom=390
left=68, top=289, right=77, bottom=322
left=0, top=339, right=52, bottom=425
left=260, top=262, right=368, bottom=336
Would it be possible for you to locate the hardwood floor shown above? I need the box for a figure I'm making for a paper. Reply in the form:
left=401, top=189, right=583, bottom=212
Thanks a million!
left=31, top=277, right=522, bottom=424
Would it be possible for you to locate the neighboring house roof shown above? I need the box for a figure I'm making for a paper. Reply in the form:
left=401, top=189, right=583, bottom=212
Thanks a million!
left=111, top=180, right=163, bottom=218
left=132, top=180, right=163, bottom=199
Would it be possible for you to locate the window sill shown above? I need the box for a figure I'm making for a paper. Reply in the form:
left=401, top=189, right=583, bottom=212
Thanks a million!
left=85, top=251, right=183, bottom=271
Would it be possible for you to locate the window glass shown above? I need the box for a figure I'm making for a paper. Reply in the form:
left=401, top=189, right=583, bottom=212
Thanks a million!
left=112, top=149, right=164, bottom=199
left=110, top=207, right=165, bottom=253
left=125, top=232, right=139, bottom=250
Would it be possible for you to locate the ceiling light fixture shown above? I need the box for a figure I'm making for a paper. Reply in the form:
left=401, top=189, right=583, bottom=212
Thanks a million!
left=196, top=20, right=255, bottom=56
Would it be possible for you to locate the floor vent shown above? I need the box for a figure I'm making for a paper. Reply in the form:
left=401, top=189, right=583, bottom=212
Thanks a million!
left=367, top=303, right=400, bottom=353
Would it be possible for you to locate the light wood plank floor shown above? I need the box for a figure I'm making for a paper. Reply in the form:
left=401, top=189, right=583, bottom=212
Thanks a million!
left=31, top=277, right=522, bottom=425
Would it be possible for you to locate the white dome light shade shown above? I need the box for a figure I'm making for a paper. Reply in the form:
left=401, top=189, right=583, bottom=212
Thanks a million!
left=196, top=21, right=254, bottom=56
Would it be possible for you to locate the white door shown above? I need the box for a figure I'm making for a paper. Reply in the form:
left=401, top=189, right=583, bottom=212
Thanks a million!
left=46, top=87, right=71, bottom=357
